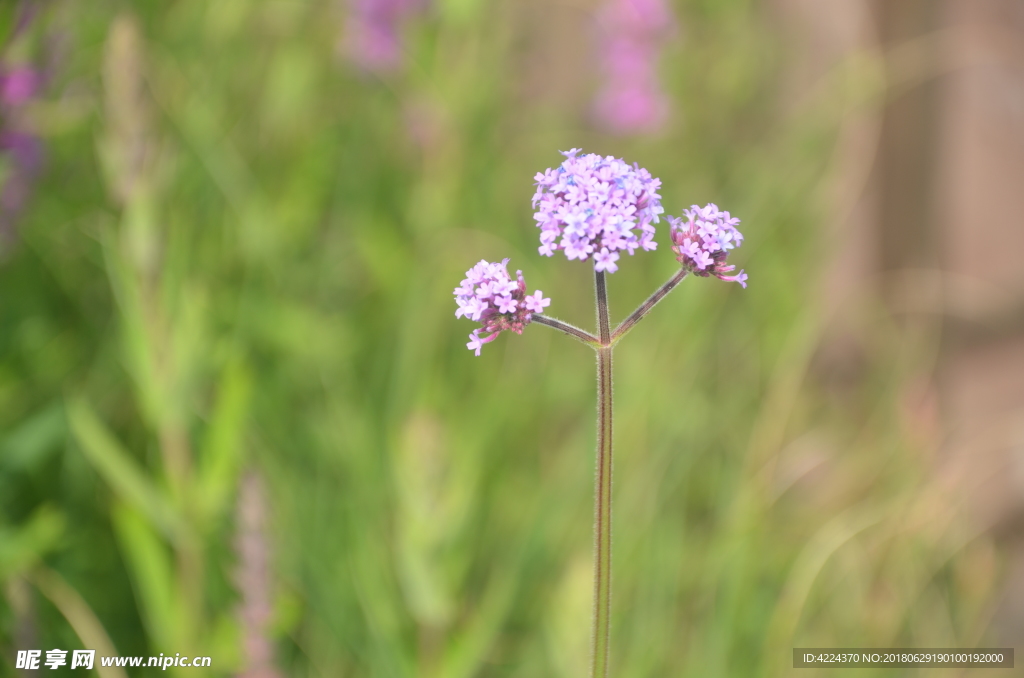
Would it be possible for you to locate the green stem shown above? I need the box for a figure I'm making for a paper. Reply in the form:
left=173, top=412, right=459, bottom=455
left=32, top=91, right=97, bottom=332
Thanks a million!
left=532, top=314, right=600, bottom=346
left=595, top=270, right=611, bottom=345
left=610, top=269, right=688, bottom=345
left=584, top=267, right=686, bottom=676
left=592, top=270, right=613, bottom=678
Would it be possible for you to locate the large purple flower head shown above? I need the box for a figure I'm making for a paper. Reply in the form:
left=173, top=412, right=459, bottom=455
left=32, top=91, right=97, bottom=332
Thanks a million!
left=454, top=259, right=551, bottom=356
left=669, top=204, right=748, bottom=287
left=532, top=149, right=664, bottom=274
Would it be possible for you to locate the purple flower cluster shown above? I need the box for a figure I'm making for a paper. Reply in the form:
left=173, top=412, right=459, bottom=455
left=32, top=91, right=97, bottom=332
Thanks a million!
left=453, top=155, right=749, bottom=357
left=345, top=0, right=426, bottom=72
left=669, top=204, right=748, bottom=287
left=532, top=149, right=664, bottom=273
left=594, top=0, right=675, bottom=134
left=454, top=259, right=550, bottom=355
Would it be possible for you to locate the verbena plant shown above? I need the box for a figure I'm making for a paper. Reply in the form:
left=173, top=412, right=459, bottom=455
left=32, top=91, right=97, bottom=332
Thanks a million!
left=454, top=149, right=747, bottom=677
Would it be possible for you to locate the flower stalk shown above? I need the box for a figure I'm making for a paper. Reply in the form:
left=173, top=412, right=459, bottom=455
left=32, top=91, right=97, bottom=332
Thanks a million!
left=533, top=270, right=679, bottom=678
left=531, top=314, right=599, bottom=346
left=592, top=270, right=614, bottom=678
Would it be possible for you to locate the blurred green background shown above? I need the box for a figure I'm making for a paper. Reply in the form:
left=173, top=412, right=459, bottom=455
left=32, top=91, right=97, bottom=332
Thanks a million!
left=0, top=1, right=1013, bottom=676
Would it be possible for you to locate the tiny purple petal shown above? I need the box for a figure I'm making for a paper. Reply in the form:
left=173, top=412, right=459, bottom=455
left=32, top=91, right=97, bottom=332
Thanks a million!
left=496, top=295, right=518, bottom=314
left=465, top=297, right=487, bottom=321
left=721, top=270, right=748, bottom=288
left=523, top=290, right=551, bottom=313
left=593, top=247, right=620, bottom=273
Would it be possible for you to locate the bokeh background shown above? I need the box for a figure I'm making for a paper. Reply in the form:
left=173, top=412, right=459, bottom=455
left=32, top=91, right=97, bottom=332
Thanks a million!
left=1, top=0, right=1023, bottom=676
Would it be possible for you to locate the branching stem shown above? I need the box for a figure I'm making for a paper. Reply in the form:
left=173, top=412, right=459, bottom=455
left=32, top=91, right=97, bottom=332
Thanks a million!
left=610, top=269, right=688, bottom=345
left=537, top=268, right=689, bottom=678
left=532, top=314, right=600, bottom=346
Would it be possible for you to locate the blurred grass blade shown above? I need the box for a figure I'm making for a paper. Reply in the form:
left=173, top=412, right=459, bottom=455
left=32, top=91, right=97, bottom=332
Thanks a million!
left=111, top=502, right=181, bottom=650
left=100, top=12, right=151, bottom=207
left=765, top=505, right=885, bottom=655
left=101, top=224, right=163, bottom=427
left=29, top=566, right=129, bottom=678
left=349, top=526, right=415, bottom=678
left=67, top=397, right=185, bottom=541
left=0, top=505, right=65, bottom=579
left=198, top=357, right=251, bottom=521
left=0, top=402, right=65, bottom=472
left=439, top=567, right=519, bottom=678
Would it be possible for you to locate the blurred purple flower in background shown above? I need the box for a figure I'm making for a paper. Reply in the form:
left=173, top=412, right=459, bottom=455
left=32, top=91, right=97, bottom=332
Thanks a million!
left=1, top=7, right=46, bottom=245
left=0, top=129, right=43, bottom=241
left=593, top=0, right=675, bottom=134
left=1, top=67, right=41, bottom=106
left=235, top=471, right=283, bottom=678
left=344, top=0, right=427, bottom=72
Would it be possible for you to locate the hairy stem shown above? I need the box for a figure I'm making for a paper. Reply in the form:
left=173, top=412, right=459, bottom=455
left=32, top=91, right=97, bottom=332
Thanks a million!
left=592, top=270, right=613, bottom=678
left=532, top=314, right=600, bottom=346
left=595, top=270, right=611, bottom=345
left=611, top=269, right=688, bottom=344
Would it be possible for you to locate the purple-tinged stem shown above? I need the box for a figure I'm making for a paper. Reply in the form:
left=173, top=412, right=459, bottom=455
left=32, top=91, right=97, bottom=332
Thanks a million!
left=532, top=314, right=600, bottom=346
left=610, top=268, right=688, bottom=344
left=235, top=471, right=282, bottom=678
left=592, top=269, right=613, bottom=678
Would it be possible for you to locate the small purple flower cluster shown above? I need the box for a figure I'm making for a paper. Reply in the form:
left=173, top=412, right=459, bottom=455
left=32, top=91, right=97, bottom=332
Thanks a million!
left=594, top=0, right=675, bottom=134
left=532, top=149, right=664, bottom=274
left=454, top=259, right=550, bottom=355
left=669, top=204, right=747, bottom=287
left=345, top=0, right=426, bottom=72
